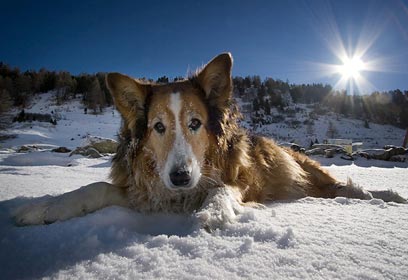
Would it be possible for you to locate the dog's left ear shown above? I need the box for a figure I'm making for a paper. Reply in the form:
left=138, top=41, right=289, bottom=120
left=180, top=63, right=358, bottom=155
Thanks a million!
left=196, top=53, right=233, bottom=104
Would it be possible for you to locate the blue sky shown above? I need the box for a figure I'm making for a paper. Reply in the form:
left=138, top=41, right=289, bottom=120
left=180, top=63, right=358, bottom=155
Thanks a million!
left=1, top=0, right=408, bottom=92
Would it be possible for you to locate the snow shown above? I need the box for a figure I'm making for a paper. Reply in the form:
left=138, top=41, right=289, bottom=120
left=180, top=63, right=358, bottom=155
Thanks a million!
left=1, top=92, right=121, bottom=150
left=238, top=101, right=406, bottom=149
left=0, top=93, right=407, bottom=279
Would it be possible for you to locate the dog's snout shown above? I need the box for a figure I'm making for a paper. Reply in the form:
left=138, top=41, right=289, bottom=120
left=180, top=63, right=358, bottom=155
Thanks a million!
left=169, top=168, right=191, bottom=187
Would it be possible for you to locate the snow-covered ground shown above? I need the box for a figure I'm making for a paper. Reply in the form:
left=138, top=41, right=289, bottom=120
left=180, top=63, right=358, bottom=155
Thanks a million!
left=0, top=93, right=407, bottom=279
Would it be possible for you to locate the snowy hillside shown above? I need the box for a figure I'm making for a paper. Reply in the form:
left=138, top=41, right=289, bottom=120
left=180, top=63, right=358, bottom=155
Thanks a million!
left=0, top=92, right=121, bottom=150
left=0, top=93, right=407, bottom=279
left=237, top=98, right=406, bottom=149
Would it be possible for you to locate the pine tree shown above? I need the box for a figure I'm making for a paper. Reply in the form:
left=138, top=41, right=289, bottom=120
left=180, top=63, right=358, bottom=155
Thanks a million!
left=363, top=119, right=370, bottom=129
left=252, top=98, right=260, bottom=112
left=253, top=75, right=261, bottom=89
left=173, top=76, right=184, bottom=82
left=264, top=99, right=271, bottom=115
left=157, top=76, right=169, bottom=83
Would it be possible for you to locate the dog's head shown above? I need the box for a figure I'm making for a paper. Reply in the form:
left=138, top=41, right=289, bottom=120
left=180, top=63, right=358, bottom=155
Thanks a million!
left=106, top=53, right=233, bottom=190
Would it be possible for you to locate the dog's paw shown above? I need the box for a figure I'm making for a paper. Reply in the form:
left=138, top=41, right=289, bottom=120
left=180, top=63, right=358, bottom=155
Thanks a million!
left=195, top=207, right=235, bottom=232
left=14, top=198, right=54, bottom=226
left=14, top=195, right=85, bottom=226
left=14, top=182, right=128, bottom=226
left=195, top=187, right=244, bottom=232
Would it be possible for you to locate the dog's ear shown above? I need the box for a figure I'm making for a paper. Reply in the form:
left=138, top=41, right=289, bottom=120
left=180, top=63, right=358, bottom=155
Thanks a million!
left=196, top=53, right=233, bottom=104
left=106, top=73, right=149, bottom=129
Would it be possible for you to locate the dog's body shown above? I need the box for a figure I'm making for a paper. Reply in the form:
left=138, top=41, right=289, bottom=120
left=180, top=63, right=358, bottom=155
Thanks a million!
left=15, top=53, right=406, bottom=228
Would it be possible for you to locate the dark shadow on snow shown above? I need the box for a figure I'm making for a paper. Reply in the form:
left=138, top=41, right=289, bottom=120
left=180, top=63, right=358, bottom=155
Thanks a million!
left=0, top=151, right=76, bottom=167
left=0, top=196, right=196, bottom=279
left=0, top=167, right=31, bottom=175
left=314, top=155, right=408, bottom=169
left=89, top=160, right=112, bottom=168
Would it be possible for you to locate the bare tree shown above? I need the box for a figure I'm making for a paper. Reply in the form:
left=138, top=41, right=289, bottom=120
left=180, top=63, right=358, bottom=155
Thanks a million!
left=326, top=121, right=338, bottom=139
left=56, top=71, right=76, bottom=104
left=14, top=75, right=32, bottom=107
left=0, top=89, right=12, bottom=114
left=88, top=77, right=105, bottom=113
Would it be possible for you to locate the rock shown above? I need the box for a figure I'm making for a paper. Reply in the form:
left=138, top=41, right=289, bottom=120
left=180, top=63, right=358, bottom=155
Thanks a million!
left=341, top=154, right=354, bottom=161
left=70, top=147, right=102, bottom=158
left=306, top=144, right=345, bottom=157
left=324, top=149, right=336, bottom=158
left=83, top=147, right=103, bottom=158
left=17, top=146, right=30, bottom=153
left=0, top=134, right=17, bottom=141
left=358, top=146, right=408, bottom=161
left=69, top=136, right=118, bottom=158
left=290, top=144, right=302, bottom=152
left=86, top=136, right=118, bottom=154
left=52, top=147, right=72, bottom=153
left=305, top=147, right=326, bottom=156
left=383, top=145, right=406, bottom=152
left=389, top=155, right=406, bottom=162
left=17, top=145, right=38, bottom=153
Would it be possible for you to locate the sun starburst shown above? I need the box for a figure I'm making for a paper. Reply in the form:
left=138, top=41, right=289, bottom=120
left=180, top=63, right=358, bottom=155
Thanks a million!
left=338, top=56, right=365, bottom=80
left=299, top=3, right=394, bottom=95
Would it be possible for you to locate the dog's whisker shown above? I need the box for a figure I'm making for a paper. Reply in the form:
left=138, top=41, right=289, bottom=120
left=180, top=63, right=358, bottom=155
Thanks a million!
left=199, top=178, right=216, bottom=187
left=198, top=174, right=222, bottom=189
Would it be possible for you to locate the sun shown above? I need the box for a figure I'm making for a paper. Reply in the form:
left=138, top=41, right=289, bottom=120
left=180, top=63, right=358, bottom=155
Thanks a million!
left=329, top=54, right=371, bottom=94
left=338, top=56, right=365, bottom=80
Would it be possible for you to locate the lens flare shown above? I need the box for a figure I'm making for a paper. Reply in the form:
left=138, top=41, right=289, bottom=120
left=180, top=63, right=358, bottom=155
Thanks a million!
left=338, top=56, right=365, bottom=79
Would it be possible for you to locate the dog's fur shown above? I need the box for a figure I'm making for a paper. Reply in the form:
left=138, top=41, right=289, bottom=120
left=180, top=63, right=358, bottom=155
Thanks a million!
left=15, top=53, right=406, bottom=228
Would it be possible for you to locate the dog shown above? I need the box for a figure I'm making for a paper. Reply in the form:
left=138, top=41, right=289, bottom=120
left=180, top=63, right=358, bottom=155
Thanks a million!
left=15, top=53, right=406, bottom=229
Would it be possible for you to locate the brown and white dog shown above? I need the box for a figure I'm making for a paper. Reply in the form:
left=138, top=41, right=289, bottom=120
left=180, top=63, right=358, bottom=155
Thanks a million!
left=15, top=53, right=406, bottom=229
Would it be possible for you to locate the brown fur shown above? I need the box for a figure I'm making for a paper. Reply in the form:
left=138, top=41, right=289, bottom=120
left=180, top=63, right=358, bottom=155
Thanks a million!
left=105, top=53, right=373, bottom=214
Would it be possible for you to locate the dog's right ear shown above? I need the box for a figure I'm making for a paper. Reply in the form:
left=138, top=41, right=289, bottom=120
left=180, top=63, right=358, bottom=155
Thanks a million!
left=106, top=73, right=149, bottom=129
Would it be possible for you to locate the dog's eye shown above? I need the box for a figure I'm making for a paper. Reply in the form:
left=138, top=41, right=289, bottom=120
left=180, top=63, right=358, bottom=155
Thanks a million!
left=154, top=122, right=166, bottom=134
left=189, top=118, right=202, bottom=132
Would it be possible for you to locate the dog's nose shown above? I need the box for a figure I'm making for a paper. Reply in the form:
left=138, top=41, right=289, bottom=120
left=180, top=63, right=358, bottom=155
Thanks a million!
left=169, top=169, right=191, bottom=187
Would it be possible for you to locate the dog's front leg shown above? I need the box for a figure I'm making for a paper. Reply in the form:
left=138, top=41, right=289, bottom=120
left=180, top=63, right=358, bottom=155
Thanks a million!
left=195, top=185, right=244, bottom=231
left=14, top=182, right=129, bottom=226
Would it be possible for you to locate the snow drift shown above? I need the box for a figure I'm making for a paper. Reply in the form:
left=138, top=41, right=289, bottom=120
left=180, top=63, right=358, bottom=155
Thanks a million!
left=0, top=93, right=407, bottom=279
